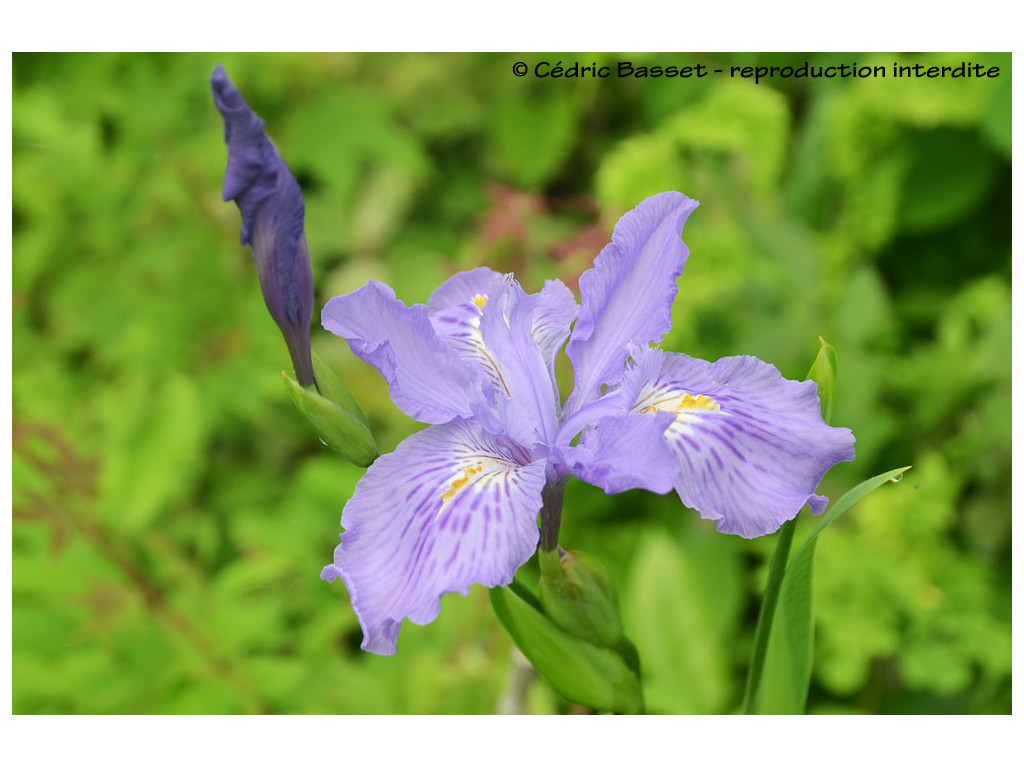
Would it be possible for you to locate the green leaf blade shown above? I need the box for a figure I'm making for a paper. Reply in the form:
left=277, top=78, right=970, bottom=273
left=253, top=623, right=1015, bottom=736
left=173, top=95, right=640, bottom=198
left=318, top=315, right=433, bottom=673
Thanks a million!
left=806, top=336, right=838, bottom=424
left=757, top=465, right=911, bottom=714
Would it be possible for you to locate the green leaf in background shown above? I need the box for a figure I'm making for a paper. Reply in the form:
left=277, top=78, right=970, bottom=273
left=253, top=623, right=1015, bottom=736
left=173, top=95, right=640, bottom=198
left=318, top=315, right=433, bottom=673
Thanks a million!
left=898, top=128, right=999, bottom=235
left=490, top=581, right=643, bottom=714
left=490, top=89, right=580, bottom=190
left=623, top=527, right=741, bottom=714
left=979, top=57, right=1011, bottom=158
left=596, top=134, right=687, bottom=211
left=661, top=82, right=790, bottom=200
left=757, top=465, right=912, bottom=714
left=98, top=375, right=204, bottom=531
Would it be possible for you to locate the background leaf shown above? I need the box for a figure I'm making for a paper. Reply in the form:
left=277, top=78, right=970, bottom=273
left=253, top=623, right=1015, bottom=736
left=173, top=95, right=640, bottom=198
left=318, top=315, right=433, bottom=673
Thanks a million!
left=622, top=526, right=741, bottom=714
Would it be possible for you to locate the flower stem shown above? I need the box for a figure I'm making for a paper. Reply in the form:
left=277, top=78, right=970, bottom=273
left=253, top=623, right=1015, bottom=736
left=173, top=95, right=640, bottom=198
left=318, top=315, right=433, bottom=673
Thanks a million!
left=538, top=478, right=567, bottom=552
left=742, top=516, right=798, bottom=714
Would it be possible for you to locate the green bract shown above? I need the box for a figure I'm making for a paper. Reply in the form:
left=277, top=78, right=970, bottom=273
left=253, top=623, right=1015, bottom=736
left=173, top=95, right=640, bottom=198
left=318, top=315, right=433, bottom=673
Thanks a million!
left=283, top=351, right=378, bottom=467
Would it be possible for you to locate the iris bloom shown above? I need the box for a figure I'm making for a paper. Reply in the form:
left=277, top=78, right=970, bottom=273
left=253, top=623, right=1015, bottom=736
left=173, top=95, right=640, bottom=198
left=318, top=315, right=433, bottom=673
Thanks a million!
left=322, top=192, right=855, bottom=654
left=212, top=65, right=315, bottom=387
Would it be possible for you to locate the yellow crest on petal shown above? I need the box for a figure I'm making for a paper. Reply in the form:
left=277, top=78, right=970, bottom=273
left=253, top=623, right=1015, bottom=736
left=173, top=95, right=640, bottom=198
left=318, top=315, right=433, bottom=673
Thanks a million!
left=638, top=392, right=720, bottom=415
left=441, top=463, right=484, bottom=503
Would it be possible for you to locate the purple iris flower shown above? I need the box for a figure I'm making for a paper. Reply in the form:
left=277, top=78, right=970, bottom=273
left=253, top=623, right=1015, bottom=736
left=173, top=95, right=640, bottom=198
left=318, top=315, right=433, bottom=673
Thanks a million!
left=211, top=65, right=315, bottom=387
left=321, top=192, right=855, bottom=655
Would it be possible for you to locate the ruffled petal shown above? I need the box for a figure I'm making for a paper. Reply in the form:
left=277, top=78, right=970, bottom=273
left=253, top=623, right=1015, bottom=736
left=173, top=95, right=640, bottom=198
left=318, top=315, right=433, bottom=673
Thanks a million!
left=322, top=281, right=483, bottom=424
left=590, top=347, right=856, bottom=537
left=321, top=419, right=546, bottom=654
left=564, top=192, right=699, bottom=416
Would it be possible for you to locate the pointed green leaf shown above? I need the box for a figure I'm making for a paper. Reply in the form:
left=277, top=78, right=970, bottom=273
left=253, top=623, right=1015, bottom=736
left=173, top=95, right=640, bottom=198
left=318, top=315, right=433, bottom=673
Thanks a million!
left=490, top=581, right=643, bottom=713
left=806, top=336, right=838, bottom=424
left=804, top=465, right=912, bottom=542
left=741, top=517, right=797, bottom=714
left=743, top=338, right=840, bottom=713
left=757, top=465, right=911, bottom=713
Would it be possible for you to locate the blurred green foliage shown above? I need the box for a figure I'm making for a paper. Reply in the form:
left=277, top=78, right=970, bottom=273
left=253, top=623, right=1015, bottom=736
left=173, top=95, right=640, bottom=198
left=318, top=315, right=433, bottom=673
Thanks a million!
left=12, top=52, right=1010, bottom=714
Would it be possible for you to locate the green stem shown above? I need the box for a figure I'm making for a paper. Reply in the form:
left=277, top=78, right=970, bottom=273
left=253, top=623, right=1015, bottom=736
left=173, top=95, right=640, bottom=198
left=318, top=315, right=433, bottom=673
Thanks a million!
left=742, top=516, right=798, bottom=714
left=537, top=545, right=562, bottom=582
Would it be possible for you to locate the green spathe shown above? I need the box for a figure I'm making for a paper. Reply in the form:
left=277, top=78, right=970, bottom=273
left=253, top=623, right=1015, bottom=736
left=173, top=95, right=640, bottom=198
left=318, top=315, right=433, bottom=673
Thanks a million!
left=490, top=581, right=642, bottom=713
left=283, top=351, right=378, bottom=467
left=538, top=548, right=623, bottom=648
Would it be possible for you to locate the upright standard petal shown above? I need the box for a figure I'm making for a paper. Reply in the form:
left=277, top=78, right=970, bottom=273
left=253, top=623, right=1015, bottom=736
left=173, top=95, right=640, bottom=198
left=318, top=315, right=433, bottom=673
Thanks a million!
left=475, top=278, right=564, bottom=446
left=321, top=419, right=547, bottom=654
left=322, top=281, right=483, bottom=424
left=564, top=192, right=699, bottom=415
left=531, top=279, right=579, bottom=381
left=426, top=270, right=518, bottom=412
left=587, top=347, right=856, bottom=537
left=428, top=269, right=577, bottom=388
left=427, top=270, right=577, bottom=449
left=211, top=65, right=314, bottom=386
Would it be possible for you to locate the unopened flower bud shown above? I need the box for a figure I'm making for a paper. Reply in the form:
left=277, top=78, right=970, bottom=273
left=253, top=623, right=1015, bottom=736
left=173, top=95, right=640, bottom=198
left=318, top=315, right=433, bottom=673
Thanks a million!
left=211, top=64, right=314, bottom=387
left=538, top=547, right=624, bottom=648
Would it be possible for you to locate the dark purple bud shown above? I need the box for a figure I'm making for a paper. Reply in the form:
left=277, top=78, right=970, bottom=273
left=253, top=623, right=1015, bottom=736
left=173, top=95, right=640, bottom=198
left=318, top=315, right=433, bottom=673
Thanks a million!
left=211, top=64, right=314, bottom=387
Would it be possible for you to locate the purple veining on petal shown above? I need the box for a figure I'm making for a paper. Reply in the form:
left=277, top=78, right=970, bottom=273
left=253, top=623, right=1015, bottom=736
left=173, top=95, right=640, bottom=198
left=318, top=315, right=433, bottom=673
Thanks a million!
left=425, top=271, right=577, bottom=449
left=594, top=346, right=856, bottom=537
left=321, top=419, right=545, bottom=654
left=476, top=279, right=562, bottom=445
